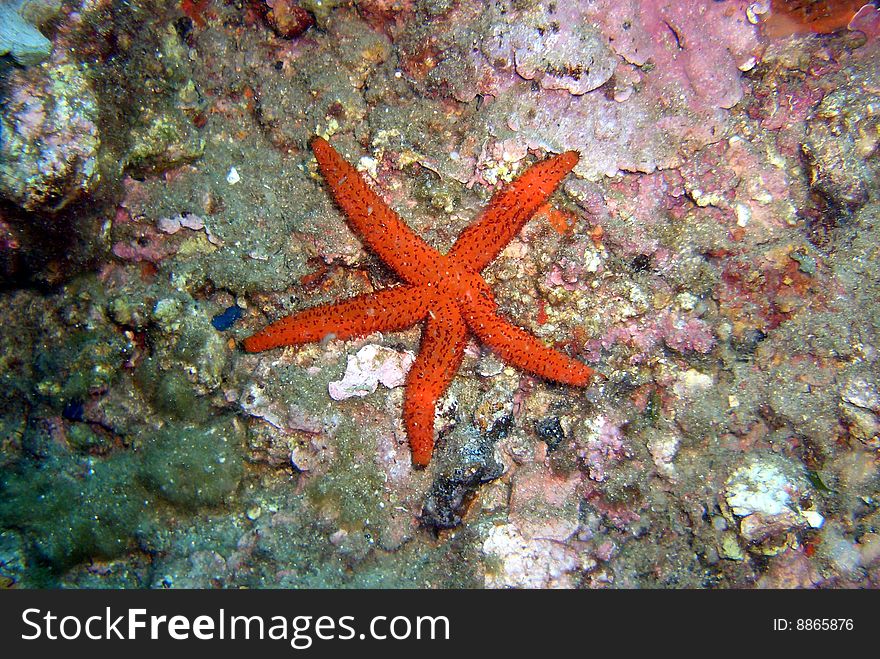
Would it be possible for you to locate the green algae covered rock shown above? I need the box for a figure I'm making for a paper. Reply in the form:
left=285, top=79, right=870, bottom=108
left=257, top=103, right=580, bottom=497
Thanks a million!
left=149, top=296, right=229, bottom=392
left=139, top=418, right=245, bottom=508
left=33, top=327, right=132, bottom=408
left=0, top=453, right=150, bottom=572
left=134, top=357, right=212, bottom=424
left=125, top=106, right=205, bottom=176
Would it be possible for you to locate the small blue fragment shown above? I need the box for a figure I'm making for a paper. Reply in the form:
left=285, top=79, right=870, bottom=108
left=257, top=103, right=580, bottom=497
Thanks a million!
left=211, top=305, right=244, bottom=331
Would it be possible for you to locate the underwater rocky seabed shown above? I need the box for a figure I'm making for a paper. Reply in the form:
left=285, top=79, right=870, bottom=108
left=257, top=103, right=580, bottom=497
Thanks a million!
left=0, top=0, right=878, bottom=588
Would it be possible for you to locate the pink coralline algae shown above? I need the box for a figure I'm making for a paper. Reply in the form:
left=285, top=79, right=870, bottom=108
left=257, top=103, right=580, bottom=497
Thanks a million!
left=545, top=256, right=590, bottom=292
left=423, top=0, right=762, bottom=180
left=659, top=313, right=717, bottom=353
left=157, top=212, right=206, bottom=234
left=575, top=169, right=687, bottom=257
left=509, top=464, right=582, bottom=541
left=578, top=415, right=631, bottom=482
left=111, top=226, right=177, bottom=264
left=0, top=54, right=101, bottom=212
left=589, top=310, right=716, bottom=364
left=112, top=209, right=222, bottom=264
left=156, top=212, right=223, bottom=245
left=592, top=0, right=758, bottom=109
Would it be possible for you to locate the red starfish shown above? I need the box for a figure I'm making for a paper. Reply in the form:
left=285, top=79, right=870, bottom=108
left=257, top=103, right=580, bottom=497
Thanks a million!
left=243, top=137, right=594, bottom=466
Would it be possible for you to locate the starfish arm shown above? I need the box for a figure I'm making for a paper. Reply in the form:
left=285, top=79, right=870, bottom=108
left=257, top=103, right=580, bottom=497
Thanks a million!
left=242, top=285, right=430, bottom=353
left=461, top=292, right=593, bottom=387
left=448, top=150, right=579, bottom=273
left=312, top=137, right=442, bottom=287
left=403, top=300, right=468, bottom=467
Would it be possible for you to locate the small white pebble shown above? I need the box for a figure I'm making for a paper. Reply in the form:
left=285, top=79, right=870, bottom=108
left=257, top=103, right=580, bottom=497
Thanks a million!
left=738, top=56, right=757, bottom=72
left=803, top=509, right=824, bottom=529
left=227, top=166, right=240, bottom=185
left=735, top=202, right=751, bottom=227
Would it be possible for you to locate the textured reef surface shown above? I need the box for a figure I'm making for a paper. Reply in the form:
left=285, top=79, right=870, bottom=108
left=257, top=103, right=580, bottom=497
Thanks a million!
left=0, top=0, right=878, bottom=588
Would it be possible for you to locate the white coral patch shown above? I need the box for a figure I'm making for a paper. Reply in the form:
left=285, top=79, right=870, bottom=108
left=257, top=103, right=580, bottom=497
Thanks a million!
left=329, top=345, right=415, bottom=401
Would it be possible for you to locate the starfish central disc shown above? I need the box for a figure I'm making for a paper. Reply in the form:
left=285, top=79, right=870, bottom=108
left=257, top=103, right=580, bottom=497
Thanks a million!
left=243, top=136, right=593, bottom=467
